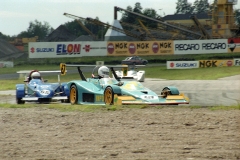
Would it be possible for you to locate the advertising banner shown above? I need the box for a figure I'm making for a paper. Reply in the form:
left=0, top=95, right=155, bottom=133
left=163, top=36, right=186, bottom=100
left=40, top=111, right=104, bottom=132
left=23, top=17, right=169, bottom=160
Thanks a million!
left=152, top=41, right=174, bottom=55
left=233, top=58, right=240, bottom=66
left=167, top=61, right=199, bottom=69
left=29, top=42, right=107, bottom=58
left=199, top=60, right=233, bottom=67
left=228, top=38, right=240, bottom=53
left=174, top=39, right=228, bottom=54
left=107, top=41, right=128, bottom=56
left=107, top=41, right=174, bottom=56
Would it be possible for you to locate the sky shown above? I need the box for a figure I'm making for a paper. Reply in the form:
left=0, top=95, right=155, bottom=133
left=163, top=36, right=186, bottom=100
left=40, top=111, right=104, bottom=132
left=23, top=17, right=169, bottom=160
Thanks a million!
left=0, top=0, right=197, bottom=36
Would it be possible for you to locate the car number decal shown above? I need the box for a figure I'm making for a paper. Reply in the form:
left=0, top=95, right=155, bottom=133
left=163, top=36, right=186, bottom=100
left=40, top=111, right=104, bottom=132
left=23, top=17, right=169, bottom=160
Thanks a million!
left=140, top=95, right=158, bottom=100
left=40, top=90, right=50, bottom=95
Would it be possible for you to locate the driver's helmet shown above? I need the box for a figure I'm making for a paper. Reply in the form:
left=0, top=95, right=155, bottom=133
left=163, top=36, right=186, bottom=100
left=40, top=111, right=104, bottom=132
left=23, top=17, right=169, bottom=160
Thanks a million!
left=98, top=66, right=109, bottom=78
left=31, top=72, right=41, bottom=79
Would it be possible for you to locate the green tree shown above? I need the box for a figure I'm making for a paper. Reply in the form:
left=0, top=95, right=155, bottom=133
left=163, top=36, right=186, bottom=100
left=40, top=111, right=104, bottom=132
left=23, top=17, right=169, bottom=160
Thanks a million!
left=120, top=6, right=135, bottom=31
left=192, top=0, right=199, bottom=13
left=121, top=6, right=135, bottom=24
left=120, top=2, right=159, bottom=29
left=208, top=0, right=217, bottom=13
left=0, top=32, right=11, bottom=41
left=85, top=17, right=102, bottom=36
left=133, top=2, right=143, bottom=14
left=175, top=0, right=193, bottom=14
left=64, top=20, right=86, bottom=36
left=193, top=0, right=209, bottom=14
left=64, top=16, right=108, bottom=40
left=17, top=31, right=31, bottom=38
left=142, top=8, right=159, bottom=28
left=23, top=20, right=54, bottom=40
left=97, top=25, right=108, bottom=40
left=92, top=17, right=109, bottom=40
left=235, top=9, right=240, bottom=25
left=121, top=2, right=145, bottom=25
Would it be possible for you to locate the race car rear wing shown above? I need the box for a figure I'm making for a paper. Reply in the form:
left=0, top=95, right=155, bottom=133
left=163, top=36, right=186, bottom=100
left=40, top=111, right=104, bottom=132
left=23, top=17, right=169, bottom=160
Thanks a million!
left=60, top=64, right=97, bottom=81
left=17, top=70, right=66, bottom=83
left=60, top=63, right=129, bottom=81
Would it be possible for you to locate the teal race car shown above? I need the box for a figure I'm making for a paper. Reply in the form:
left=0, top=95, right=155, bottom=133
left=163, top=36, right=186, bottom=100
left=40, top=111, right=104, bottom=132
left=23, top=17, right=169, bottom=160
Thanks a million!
left=60, top=63, right=189, bottom=105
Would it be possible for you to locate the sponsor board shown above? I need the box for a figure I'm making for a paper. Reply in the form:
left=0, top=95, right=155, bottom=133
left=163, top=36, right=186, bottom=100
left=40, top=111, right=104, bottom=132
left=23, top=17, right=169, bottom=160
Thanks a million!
left=233, top=59, right=240, bottom=66
left=228, top=38, right=240, bottom=53
left=199, top=60, right=233, bottom=68
left=107, top=41, right=174, bottom=56
left=152, top=41, right=174, bottom=54
left=29, top=42, right=107, bottom=58
left=0, top=61, right=14, bottom=68
left=107, top=42, right=128, bottom=55
left=174, top=39, right=228, bottom=54
left=167, top=61, right=199, bottom=69
left=28, top=39, right=237, bottom=58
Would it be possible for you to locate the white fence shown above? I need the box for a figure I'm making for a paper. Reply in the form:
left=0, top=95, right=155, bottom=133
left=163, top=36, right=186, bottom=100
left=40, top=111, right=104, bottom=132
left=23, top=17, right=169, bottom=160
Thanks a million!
left=0, top=61, right=14, bottom=68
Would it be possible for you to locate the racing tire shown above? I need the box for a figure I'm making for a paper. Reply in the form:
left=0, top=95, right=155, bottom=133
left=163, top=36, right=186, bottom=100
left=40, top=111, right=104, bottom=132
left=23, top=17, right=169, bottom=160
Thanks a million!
left=104, top=87, right=114, bottom=105
left=70, top=85, right=78, bottom=105
left=16, top=98, right=25, bottom=104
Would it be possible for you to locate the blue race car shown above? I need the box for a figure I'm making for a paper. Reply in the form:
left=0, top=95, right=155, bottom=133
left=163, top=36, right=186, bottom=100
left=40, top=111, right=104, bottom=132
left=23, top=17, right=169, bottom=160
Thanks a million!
left=16, top=70, right=69, bottom=104
left=60, top=63, right=189, bottom=105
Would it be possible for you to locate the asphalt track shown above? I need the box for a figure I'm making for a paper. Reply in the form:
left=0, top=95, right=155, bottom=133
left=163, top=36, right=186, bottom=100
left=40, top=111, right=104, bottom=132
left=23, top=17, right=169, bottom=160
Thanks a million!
left=143, top=76, right=240, bottom=106
left=1, top=76, right=240, bottom=106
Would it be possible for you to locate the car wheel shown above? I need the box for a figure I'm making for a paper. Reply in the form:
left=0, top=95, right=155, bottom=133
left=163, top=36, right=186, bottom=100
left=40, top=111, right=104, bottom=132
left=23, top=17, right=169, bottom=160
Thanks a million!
left=16, top=98, right=25, bottom=104
left=161, top=87, right=172, bottom=98
left=104, top=87, right=114, bottom=105
left=70, top=85, right=78, bottom=105
left=143, top=61, right=147, bottom=65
